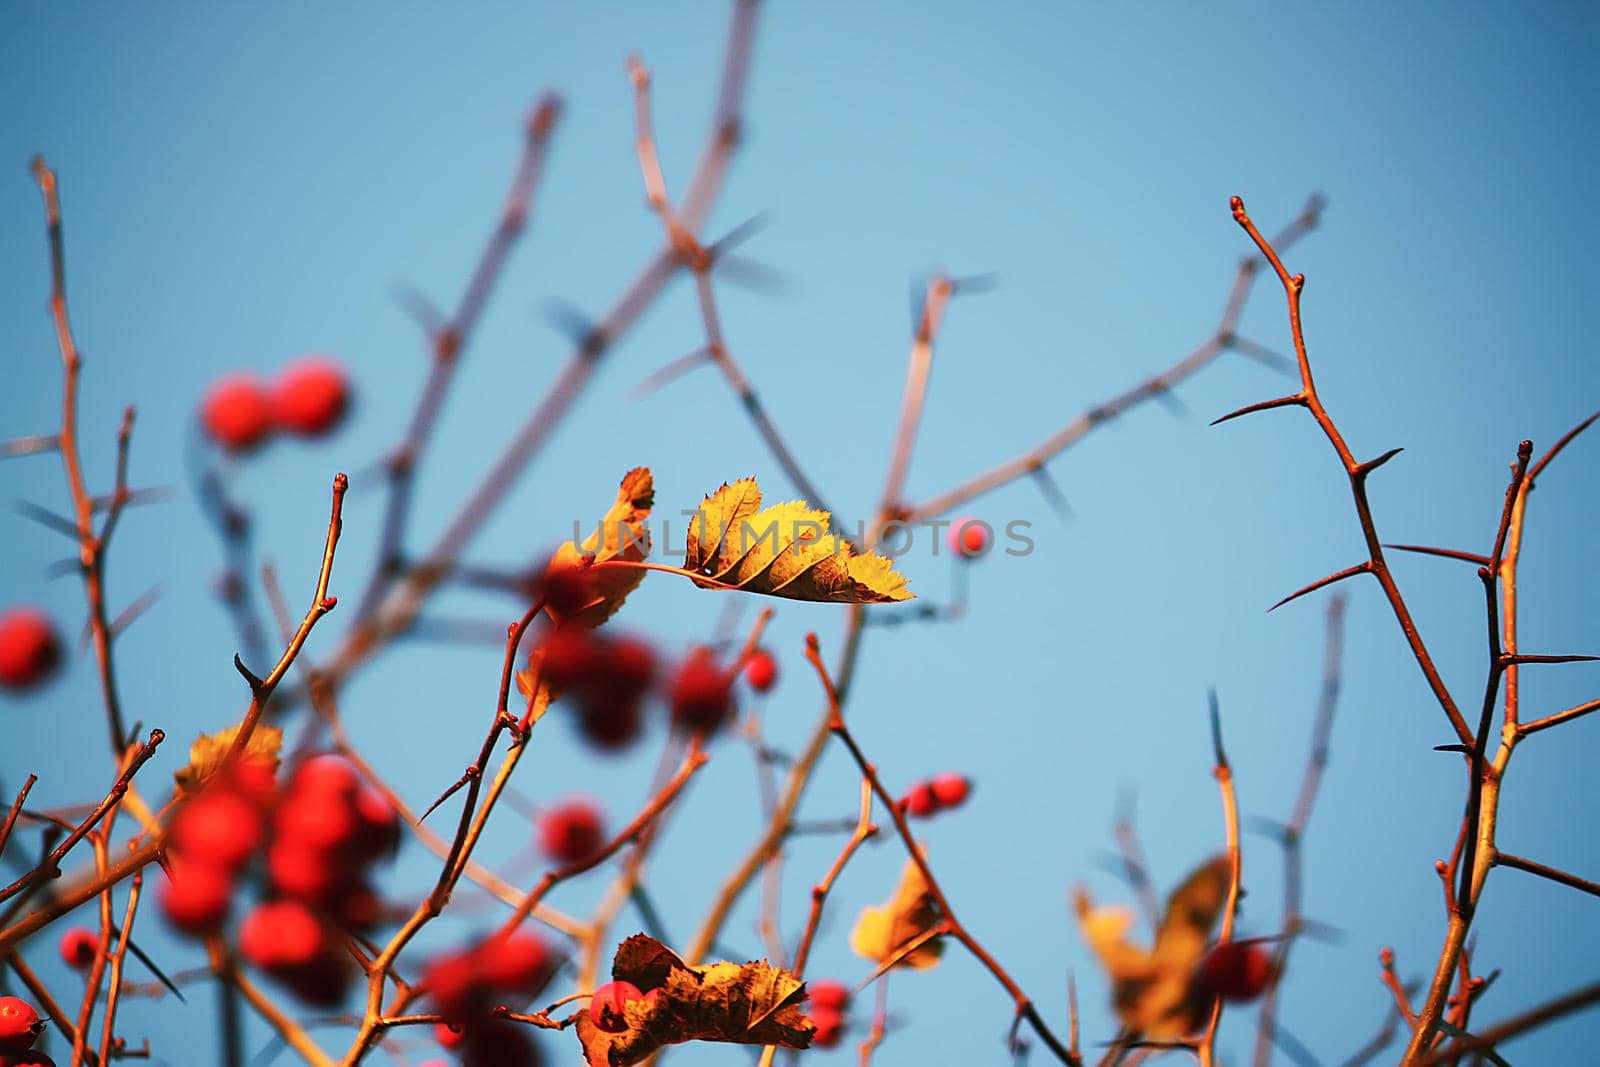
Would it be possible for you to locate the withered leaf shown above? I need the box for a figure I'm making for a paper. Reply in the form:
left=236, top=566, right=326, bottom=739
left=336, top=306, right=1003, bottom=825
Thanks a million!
left=174, top=722, right=282, bottom=793
left=1074, top=854, right=1230, bottom=1039
left=575, top=934, right=814, bottom=1066
left=683, top=478, right=912, bottom=604
left=850, top=856, right=945, bottom=971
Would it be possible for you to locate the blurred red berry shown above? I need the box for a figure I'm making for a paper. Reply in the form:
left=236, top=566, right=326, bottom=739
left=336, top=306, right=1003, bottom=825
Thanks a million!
left=538, top=627, right=598, bottom=690
left=602, top=636, right=657, bottom=697
left=476, top=934, right=553, bottom=996
left=172, top=788, right=264, bottom=871
left=58, top=927, right=97, bottom=970
left=267, top=841, right=337, bottom=902
left=806, top=979, right=850, bottom=1013
left=240, top=900, right=326, bottom=972
left=352, top=789, right=400, bottom=859
left=422, top=951, right=482, bottom=1024
left=1194, top=941, right=1273, bottom=1002
left=578, top=698, right=643, bottom=751
left=0, top=996, right=42, bottom=1051
left=0, top=1051, right=57, bottom=1067
left=928, top=773, right=971, bottom=810
left=275, top=793, right=358, bottom=853
left=201, top=374, right=276, bottom=452
left=743, top=649, right=778, bottom=693
left=289, top=755, right=361, bottom=800
left=810, top=1006, right=845, bottom=1048
left=434, top=1022, right=466, bottom=1050
left=462, top=1020, right=541, bottom=1067
left=949, top=517, right=990, bottom=559
left=902, top=782, right=938, bottom=818
left=0, top=609, right=61, bottom=692
left=159, top=861, right=233, bottom=935
left=670, top=648, right=733, bottom=735
left=589, top=980, right=644, bottom=1033
left=535, top=560, right=595, bottom=617
left=539, top=801, right=604, bottom=866
left=272, top=357, right=350, bottom=437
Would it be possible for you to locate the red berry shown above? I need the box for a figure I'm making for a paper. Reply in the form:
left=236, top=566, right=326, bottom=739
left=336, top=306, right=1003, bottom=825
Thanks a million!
left=670, top=648, right=733, bottom=735
left=806, top=979, right=850, bottom=1013
left=240, top=900, right=326, bottom=972
left=0, top=609, right=62, bottom=692
left=289, top=755, right=360, bottom=800
left=589, top=980, right=644, bottom=1033
left=902, top=782, right=938, bottom=818
left=743, top=649, right=778, bottom=693
left=267, top=841, right=337, bottom=902
left=434, top=1022, right=466, bottom=1050
left=538, top=627, right=599, bottom=690
left=352, top=789, right=400, bottom=859
left=159, top=861, right=233, bottom=935
left=284, top=955, right=352, bottom=1007
left=539, top=801, right=605, bottom=866
left=58, top=927, right=97, bottom=970
left=578, top=698, right=643, bottom=751
left=949, top=517, right=990, bottom=559
left=476, top=934, right=553, bottom=995
left=275, top=793, right=359, bottom=853
left=1194, top=941, right=1273, bottom=1002
left=928, top=773, right=971, bottom=810
left=272, top=357, right=350, bottom=437
left=0, top=996, right=42, bottom=1051
left=422, top=951, right=482, bottom=1024
left=172, top=788, right=264, bottom=870
left=535, top=560, right=595, bottom=617
left=811, top=1006, right=845, bottom=1048
left=0, top=1052, right=57, bottom=1067
left=601, top=636, right=657, bottom=697
left=201, top=373, right=276, bottom=452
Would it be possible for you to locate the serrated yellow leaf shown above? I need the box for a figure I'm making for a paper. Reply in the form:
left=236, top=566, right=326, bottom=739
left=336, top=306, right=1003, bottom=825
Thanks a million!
left=174, top=722, right=283, bottom=793
left=850, top=857, right=944, bottom=971
left=546, top=467, right=654, bottom=629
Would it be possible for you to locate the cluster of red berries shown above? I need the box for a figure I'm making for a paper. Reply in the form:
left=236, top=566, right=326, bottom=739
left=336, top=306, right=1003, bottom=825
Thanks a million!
left=587, top=980, right=658, bottom=1033
left=0, top=608, right=62, bottom=692
left=540, top=628, right=656, bottom=750
left=264, top=756, right=398, bottom=930
left=161, top=757, right=277, bottom=936
left=900, top=772, right=972, bottom=818
left=805, top=980, right=851, bottom=1048
left=0, top=997, right=50, bottom=1067
left=948, top=516, right=990, bottom=559
left=425, top=933, right=555, bottom=1065
left=1192, top=940, right=1273, bottom=1003
left=201, top=357, right=351, bottom=453
left=537, top=798, right=605, bottom=866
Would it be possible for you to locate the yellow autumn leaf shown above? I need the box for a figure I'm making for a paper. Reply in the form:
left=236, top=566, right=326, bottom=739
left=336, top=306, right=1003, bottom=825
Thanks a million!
left=574, top=934, right=815, bottom=1066
left=548, top=467, right=654, bottom=628
left=173, top=722, right=283, bottom=793
left=850, top=857, right=944, bottom=971
left=1074, top=854, right=1230, bottom=1039
left=683, top=477, right=912, bottom=604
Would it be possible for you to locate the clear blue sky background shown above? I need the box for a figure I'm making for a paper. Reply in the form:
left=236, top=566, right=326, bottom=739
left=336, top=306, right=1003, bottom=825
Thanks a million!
left=3, top=4, right=1598, bottom=1064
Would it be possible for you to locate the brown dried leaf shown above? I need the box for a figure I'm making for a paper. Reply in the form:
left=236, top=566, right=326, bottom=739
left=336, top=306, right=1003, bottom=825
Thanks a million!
left=850, top=856, right=945, bottom=971
left=174, top=722, right=282, bottom=793
left=684, top=478, right=912, bottom=604
left=1074, top=854, right=1229, bottom=1039
left=575, top=934, right=815, bottom=1066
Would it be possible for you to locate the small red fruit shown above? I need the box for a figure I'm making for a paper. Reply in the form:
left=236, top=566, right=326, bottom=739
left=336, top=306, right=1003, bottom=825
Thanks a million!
left=422, top=951, right=481, bottom=1024
left=670, top=648, right=733, bottom=735
left=434, top=1022, right=466, bottom=1050
left=589, top=980, right=644, bottom=1033
left=160, top=861, right=234, bottom=934
left=578, top=698, right=643, bottom=751
left=928, top=772, right=971, bottom=810
left=1194, top=941, right=1273, bottom=1002
left=58, top=927, right=97, bottom=970
left=240, top=900, right=326, bottom=972
left=949, top=517, right=990, bottom=559
left=275, top=793, right=358, bottom=853
left=539, top=801, right=605, bottom=866
left=602, top=636, right=657, bottom=697
left=0, top=609, right=62, bottom=692
left=902, top=782, right=938, bottom=818
left=201, top=373, right=276, bottom=452
left=810, top=1006, right=845, bottom=1048
left=806, top=979, right=850, bottom=1013
left=476, top=934, right=553, bottom=995
left=172, top=788, right=264, bottom=870
left=289, top=755, right=361, bottom=800
left=0, top=996, right=42, bottom=1051
left=743, top=649, right=778, bottom=693
left=272, top=357, right=350, bottom=437
left=267, top=841, right=337, bottom=902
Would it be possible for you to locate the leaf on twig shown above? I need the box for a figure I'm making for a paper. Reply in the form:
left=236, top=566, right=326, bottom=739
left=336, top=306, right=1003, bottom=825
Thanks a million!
left=173, top=722, right=283, bottom=793
left=683, top=477, right=912, bottom=603
left=1074, top=854, right=1229, bottom=1039
left=574, top=934, right=815, bottom=1066
left=850, top=856, right=945, bottom=971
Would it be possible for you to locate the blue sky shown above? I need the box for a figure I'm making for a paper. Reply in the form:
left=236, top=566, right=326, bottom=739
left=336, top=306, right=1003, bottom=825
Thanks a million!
left=3, top=3, right=1598, bottom=1064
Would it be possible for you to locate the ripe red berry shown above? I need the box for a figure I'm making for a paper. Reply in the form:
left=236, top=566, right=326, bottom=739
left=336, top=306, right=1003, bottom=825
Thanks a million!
left=267, top=841, right=338, bottom=902
left=58, top=927, right=97, bottom=970
left=928, top=772, right=971, bottom=810
left=201, top=374, right=276, bottom=452
left=1194, top=941, right=1273, bottom=1002
left=902, top=782, right=938, bottom=818
left=160, top=861, right=234, bottom=935
left=539, top=801, right=605, bottom=866
left=949, top=517, right=990, bottom=559
left=240, top=900, right=326, bottom=972
left=172, top=788, right=264, bottom=871
left=743, top=649, right=778, bottom=693
left=0, top=609, right=62, bottom=692
left=578, top=698, right=643, bottom=751
left=806, top=979, right=850, bottom=1013
left=477, top=934, right=553, bottom=995
left=670, top=648, right=733, bottom=735
left=289, top=755, right=361, bottom=800
left=810, top=1007, right=845, bottom=1048
left=434, top=1022, right=466, bottom=1050
left=422, top=951, right=482, bottom=1024
left=0, top=996, right=42, bottom=1052
left=272, top=357, right=350, bottom=437
left=275, top=792, right=358, bottom=853
left=589, top=980, right=644, bottom=1033
left=601, top=636, right=657, bottom=698
left=538, top=627, right=599, bottom=690
left=353, top=789, right=400, bottom=859
left=0, top=1051, right=57, bottom=1067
